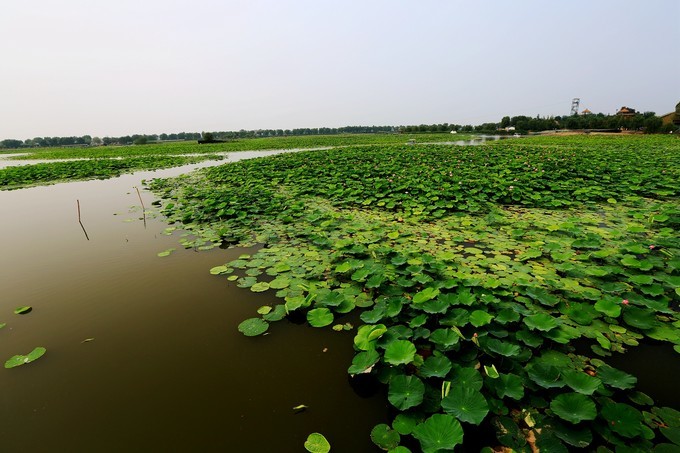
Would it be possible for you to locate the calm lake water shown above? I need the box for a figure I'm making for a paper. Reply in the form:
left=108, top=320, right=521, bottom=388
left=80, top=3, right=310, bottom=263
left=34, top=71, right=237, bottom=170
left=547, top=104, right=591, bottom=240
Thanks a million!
left=0, top=154, right=388, bottom=452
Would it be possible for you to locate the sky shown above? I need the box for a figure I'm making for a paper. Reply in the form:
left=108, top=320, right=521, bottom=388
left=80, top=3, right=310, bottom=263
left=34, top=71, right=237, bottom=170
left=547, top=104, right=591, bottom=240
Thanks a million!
left=1, top=1, right=678, bottom=139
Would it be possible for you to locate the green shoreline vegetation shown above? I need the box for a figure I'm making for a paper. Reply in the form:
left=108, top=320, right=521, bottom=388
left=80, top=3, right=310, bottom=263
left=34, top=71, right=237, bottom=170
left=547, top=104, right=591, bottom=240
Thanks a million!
left=0, top=133, right=470, bottom=189
left=149, top=135, right=680, bottom=451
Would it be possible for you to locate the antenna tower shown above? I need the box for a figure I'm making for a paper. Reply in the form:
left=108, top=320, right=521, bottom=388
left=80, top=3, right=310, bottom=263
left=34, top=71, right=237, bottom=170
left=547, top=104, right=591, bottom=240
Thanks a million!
left=570, top=98, right=580, bottom=116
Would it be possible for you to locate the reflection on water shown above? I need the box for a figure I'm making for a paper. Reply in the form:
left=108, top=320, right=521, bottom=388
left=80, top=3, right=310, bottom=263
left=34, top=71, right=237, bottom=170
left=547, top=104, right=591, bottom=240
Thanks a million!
left=0, top=153, right=387, bottom=452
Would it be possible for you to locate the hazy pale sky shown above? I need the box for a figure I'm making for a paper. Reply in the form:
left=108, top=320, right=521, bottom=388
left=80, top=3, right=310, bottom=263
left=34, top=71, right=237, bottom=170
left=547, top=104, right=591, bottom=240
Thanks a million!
left=1, top=1, right=678, bottom=138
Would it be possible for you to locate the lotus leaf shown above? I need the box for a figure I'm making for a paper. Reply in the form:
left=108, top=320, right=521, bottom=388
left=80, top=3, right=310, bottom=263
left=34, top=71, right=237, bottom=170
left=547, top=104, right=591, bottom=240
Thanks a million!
left=307, top=308, right=334, bottom=328
left=304, top=433, right=331, bottom=453
left=14, top=306, right=32, bottom=315
left=4, top=347, right=47, bottom=369
left=392, top=413, right=420, bottom=435
left=562, top=370, right=601, bottom=395
left=370, top=424, right=400, bottom=451
left=237, top=318, right=269, bottom=336
left=250, top=282, right=270, bottom=292
left=354, top=324, right=387, bottom=351
left=348, top=350, right=380, bottom=375
left=412, top=414, right=464, bottom=453
left=523, top=313, right=559, bottom=331
left=419, top=354, right=452, bottom=378
left=384, top=340, right=416, bottom=366
left=491, top=373, right=524, bottom=400
left=550, top=393, right=596, bottom=424
left=601, top=402, right=643, bottom=438
left=451, top=367, right=483, bottom=391
left=412, top=287, right=440, bottom=304
left=527, top=363, right=564, bottom=389
left=441, top=386, right=489, bottom=425
left=552, top=421, right=593, bottom=448
left=469, top=310, right=494, bottom=327
left=388, top=374, right=424, bottom=410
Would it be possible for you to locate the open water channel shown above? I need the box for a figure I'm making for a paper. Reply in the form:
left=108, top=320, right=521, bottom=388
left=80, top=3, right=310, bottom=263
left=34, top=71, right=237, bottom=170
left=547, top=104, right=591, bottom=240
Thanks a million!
left=0, top=152, right=387, bottom=452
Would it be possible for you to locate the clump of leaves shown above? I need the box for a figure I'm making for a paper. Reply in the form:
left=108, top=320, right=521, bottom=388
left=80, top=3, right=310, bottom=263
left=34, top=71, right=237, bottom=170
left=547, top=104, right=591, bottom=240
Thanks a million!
left=152, top=135, right=680, bottom=451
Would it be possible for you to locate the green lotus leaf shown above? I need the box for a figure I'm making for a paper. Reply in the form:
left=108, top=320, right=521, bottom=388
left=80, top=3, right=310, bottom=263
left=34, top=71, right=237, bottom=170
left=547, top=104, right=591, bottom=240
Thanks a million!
left=250, top=281, right=270, bottom=292
left=527, top=363, right=564, bottom=389
left=622, top=306, right=657, bottom=330
left=552, top=420, right=593, bottom=448
left=544, top=325, right=581, bottom=344
left=660, top=427, right=680, bottom=446
left=256, top=305, right=272, bottom=315
left=597, top=364, right=638, bottom=390
left=209, top=265, right=229, bottom=275
left=348, top=350, right=380, bottom=375
left=304, top=432, right=331, bottom=453
left=524, top=287, right=560, bottom=306
left=628, top=391, right=654, bottom=406
left=384, top=340, right=417, bottom=366
left=370, top=424, right=400, bottom=451
left=429, top=328, right=460, bottom=349
left=0, top=323, right=5, bottom=329
left=236, top=276, right=258, bottom=288
left=451, top=366, right=483, bottom=391
left=484, top=338, right=521, bottom=357
left=360, top=306, right=385, bottom=324
left=392, top=413, right=420, bottom=435
left=523, top=313, right=559, bottom=331
left=562, top=303, right=598, bottom=325
left=420, top=354, right=452, bottom=378
left=307, top=308, right=334, bottom=328
left=4, top=347, right=47, bottom=369
left=14, top=306, right=32, bottom=315
left=237, top=318, right=269, bottom=336
left=534, top=431, right=568, bottom=453
left=550, top=393, right=596, bottom=424
left=412, top=287, right=440, bottom=304
left=600, top=402, right=643, bottom=438
left=495, top=309, right=520, bottom=324
left=354, top=324, right=387, bottom=351
left=653, top=407, right=680, bottom=428
left=562, top=370, right=602, bottom=395
left=419, top=298, right=450, bottom=314
left=268, top=276, right=291, bottom=289
left=516, top=329, right=544, bottom=347
left=412, top=414, right=464, bottom=453
left=157, top=248, right=175, bottom=257
left=492, top=373, right=524, bottom=400
left=441, top=386, right=489, bottom=425
left=316, top=291, right=346, bottom=308
left=469, top=310, right=494, bottom=327
left=492, top=416, right=526, bottom=450
left=594, top=297, right=622, bottom=318
left=388, top=374, right=425, bottom=410
left=262, top=304, right=286, bottom=322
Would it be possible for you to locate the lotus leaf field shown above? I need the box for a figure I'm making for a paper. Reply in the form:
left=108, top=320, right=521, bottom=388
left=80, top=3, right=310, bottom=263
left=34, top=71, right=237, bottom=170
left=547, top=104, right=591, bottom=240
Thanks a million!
left=150, top=135, right=680, bottom=452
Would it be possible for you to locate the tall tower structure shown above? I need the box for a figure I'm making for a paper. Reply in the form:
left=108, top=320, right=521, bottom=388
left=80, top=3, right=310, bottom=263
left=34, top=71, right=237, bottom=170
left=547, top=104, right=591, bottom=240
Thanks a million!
left=570, top=98, right=580, bottom=116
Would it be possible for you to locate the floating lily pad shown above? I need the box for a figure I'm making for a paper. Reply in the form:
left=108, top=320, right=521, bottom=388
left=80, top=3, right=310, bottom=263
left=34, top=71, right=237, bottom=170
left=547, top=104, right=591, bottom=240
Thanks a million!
left=388, top=374, right=424, bottom=410
left=600, top=402, right=643, bottom=438
left=14, top=306, right=32, bottom=315
left=307, top=308, right=334, bottom=328
left=370, top=424, right=400, bottom=451
left=237, top=318, right=269, bottom=336
left=562, top=370, right=601, bottom=395
left=550, top=393, right=596, bottom=424
left=384, top=340, right=416, bottom=366
left=304, top=432, right=330, bottom=453
left=441, top=386, right=489, bottom=425
left=5, top=347, right=46, bottom=369
left=412, top=414, right=463, bottom=453
left=523, top=313, right=559, bottom=331
left=348, top=350, right=380, bottom=375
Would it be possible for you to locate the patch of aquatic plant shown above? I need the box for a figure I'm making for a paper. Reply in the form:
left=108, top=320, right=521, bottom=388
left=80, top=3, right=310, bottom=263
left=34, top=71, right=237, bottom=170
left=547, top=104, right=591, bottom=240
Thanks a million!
left=4, top=347, right=46, bottom=369
left=151, top=136, right=680, bottom=451
left=0, top=155, right=218, bottom=190
left=11, top=133, right=470, bottom=160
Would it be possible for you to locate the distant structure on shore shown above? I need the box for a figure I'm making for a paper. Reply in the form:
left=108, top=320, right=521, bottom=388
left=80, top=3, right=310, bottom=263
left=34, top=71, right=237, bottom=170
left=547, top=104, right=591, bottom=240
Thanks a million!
left=616, top=106, right=637, bottom=118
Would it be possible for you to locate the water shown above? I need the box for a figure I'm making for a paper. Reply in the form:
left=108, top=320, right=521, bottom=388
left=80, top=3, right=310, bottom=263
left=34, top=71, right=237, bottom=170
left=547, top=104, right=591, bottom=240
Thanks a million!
left=0, top=155, right=387, bottom=452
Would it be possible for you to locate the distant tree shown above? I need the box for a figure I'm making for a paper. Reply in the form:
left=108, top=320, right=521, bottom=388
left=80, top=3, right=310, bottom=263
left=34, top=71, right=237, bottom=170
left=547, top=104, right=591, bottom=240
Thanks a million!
left=133, top=136, right=148, bottom=145
left=500, top=116, right=511, bottom=128
left=91, top=136, right=103, bottom=146
left=0, top=139, right=23, bottom=148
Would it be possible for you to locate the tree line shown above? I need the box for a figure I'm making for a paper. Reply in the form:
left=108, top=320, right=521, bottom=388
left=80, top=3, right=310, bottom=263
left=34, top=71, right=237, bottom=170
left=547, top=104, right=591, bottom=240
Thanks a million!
left=1, top=112, right=675, bottom=149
